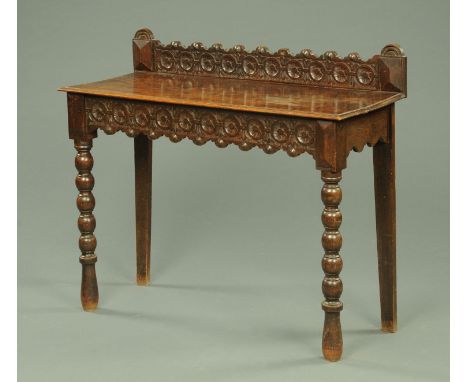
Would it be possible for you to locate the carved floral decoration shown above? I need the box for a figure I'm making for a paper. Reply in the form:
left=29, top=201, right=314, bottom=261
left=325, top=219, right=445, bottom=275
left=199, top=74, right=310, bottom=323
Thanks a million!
left=86, top=97, right=318, bottom=158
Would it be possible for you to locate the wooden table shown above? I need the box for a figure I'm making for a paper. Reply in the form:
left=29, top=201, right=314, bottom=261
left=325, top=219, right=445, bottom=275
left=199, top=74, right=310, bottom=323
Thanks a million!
left=59, top=28, right=407, bottom=362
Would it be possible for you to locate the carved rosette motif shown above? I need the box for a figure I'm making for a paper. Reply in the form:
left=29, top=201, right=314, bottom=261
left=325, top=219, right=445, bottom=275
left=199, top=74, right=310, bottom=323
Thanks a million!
left=86, top=97, right=317, bottom=158
left=151, top=42, right=380, bottom=90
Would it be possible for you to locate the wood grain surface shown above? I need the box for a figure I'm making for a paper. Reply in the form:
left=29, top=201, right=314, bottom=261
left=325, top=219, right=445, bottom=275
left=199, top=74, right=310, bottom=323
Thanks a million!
left=59, top=72, right=403, bottom=120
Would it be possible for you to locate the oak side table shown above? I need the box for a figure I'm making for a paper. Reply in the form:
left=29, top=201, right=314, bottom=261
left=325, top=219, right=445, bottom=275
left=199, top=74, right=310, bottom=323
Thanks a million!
left=59, top=28, right=407, bottom=361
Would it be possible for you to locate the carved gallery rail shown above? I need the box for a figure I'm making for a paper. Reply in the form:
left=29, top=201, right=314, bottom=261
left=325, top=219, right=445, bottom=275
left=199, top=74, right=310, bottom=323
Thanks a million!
left=59, top=28, right=407, bottom=362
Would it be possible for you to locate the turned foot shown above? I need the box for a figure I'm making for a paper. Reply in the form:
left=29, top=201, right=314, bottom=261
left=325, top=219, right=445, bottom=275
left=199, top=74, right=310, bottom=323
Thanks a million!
left=80, top=255, right=99, bottom=311
left=322, top=311, right=343, bottom=361
left=320, top=171, right=344, bottom=361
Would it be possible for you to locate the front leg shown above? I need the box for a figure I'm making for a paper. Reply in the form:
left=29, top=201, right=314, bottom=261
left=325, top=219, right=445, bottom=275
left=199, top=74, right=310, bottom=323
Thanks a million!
left=321, top=171, right=344, bottom=361
left=75, top=138, right=99, bottom=311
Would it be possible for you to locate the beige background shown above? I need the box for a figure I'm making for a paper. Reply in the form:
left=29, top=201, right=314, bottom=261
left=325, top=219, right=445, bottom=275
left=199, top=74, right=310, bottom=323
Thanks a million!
left=18, top=0, right=449, bottom=381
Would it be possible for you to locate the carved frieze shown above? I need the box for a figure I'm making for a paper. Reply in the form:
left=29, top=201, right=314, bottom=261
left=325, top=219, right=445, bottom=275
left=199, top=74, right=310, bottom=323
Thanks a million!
left=133, top=28, right=407, bottom=96
left=85, top=97, right=318, bottom=158
left=151, top=42, right=380, bottom=90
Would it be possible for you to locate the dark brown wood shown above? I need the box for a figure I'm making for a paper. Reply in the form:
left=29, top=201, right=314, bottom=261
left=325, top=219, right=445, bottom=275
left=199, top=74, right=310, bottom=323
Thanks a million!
left=74, top=138, right=99, bottom=311
left=85, top=96, right=318, bottom=158
left=314, top=107, right=390, bottom=172
left=320, top=171, right=344, bottom=361
left=134, top=135, right=153, bottom=286
left=373, top=104, right=397, bottom=332
left=67, top=93, right=97, bottom=140
left=59, top=72, right=403, bottom=121
left=377, top=45, right=407, bottom=96
left=132, top=28, right=407, bottom=97
left=314, top=121, right=346, bottom=172
left=60, top=28, right=407, bottom=362
left=133, top=28, right=154, bottom=71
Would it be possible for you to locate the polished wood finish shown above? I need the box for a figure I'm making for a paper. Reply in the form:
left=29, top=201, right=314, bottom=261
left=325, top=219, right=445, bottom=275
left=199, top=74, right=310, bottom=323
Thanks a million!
left=59, top=72, right=403, bottom=121
left=61, top=28, right=407, bottom=362
left=321, top=171, right=344, bottom=361
left=74, top=138, right=99, bottom=311
left=67, top=93, right=97, bottom=140
left=131, top=28, right=407, bottom=96
left=134, top=135, right=153, bottom=285
left=373, top=104, right=397, bottom=332
left=84, top=95, right=319, bottom=158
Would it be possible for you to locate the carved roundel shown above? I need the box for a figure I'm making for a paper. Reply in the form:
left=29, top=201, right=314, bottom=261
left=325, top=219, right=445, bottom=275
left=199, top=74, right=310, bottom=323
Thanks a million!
left=265, top=58, right=280, bottom=77
left=155, top=109, right=172, bottom=129
left=134, top=107, right=150, bottom=127
left=222, top=116, right=240, bottom=137
left=180, top=52, right=195, bottom=71
left=113, top=105, right=127, bottom=125
left=309, top=63, right=325, bottom=82
left=159, top=51, right=175, bottom=70
left=272, top=122, right=289, bottom=143
left=356, top=65, right=375, bottom=85
left=296, top=125, right=314, bottom=145
left=148, top=40, right=384, bottom=92
left=177, top=111, right=195, bottom=132
left=221, top=55, right=237, bottom=74
left=201, top=53, right=215, bottom=72
left=332, top=63, right=350, bottom=83
left=200, top=113, right=217, bottom=134
left=91, top=102, right=106, bottom=122
left=286, top=61, right=303, bottom=79
left=247, top=120, right=265, bottom=140
left=85, top=96, right=321, bottom=158
left=242, top=56, right=258, bottom=76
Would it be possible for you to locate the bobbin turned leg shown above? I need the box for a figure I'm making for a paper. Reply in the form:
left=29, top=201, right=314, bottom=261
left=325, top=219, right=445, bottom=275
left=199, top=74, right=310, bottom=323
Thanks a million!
left=373, top=105, right=397, bottom=332
left=134, top=135, right=152, bottom=285
left=75, top=138, right=99, bottom=311
left=321, top=171, right=344, bottom=361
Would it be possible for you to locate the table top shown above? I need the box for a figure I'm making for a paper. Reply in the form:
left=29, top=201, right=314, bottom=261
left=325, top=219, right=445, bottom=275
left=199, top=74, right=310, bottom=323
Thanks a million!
left=59, top=71, right=404, bottom=121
